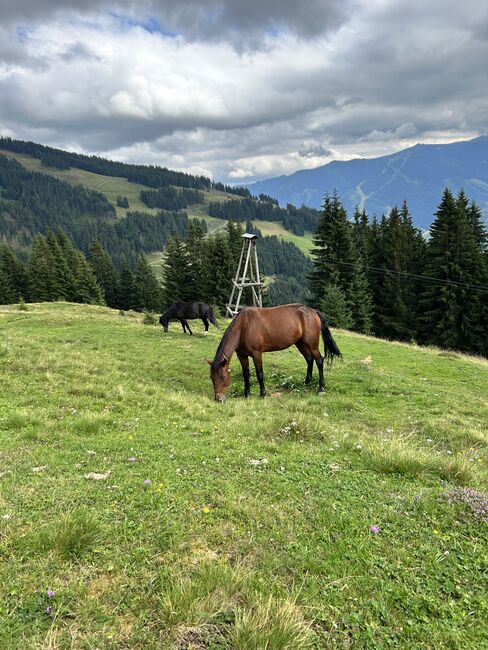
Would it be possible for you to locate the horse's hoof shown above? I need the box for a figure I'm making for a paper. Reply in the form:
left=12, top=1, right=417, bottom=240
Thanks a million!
left=204, top=331, right=208, bottom=336
left=318, top=388, right=326, bottom=395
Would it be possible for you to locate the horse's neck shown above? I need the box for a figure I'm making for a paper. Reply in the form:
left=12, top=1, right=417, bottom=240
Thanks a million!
left=220, top=320, right=241, bottom=361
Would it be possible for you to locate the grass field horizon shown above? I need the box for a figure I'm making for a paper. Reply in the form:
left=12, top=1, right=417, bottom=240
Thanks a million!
left=1, top=302, right=487, bottom=648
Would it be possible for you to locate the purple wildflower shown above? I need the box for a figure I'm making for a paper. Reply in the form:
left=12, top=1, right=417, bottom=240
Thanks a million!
left=144, top=479, right=152, bottom=485
left=370, top=525, right=380, bottom=534
left=47, top=590, right=55, bottom=598
left=45, top=605, right=53, bottom=615
left=444, top=487, right=488, bottom=523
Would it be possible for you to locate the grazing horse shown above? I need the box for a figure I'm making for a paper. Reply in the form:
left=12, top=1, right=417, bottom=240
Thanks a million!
left=160, top=301, right=219, bottom=335
left=208, top=304, right=341, bottom=402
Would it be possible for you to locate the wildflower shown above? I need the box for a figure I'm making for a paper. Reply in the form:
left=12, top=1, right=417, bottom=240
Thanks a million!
left=127, top=457, right=136, bottom=462
left=45, top=606, right=53, bottom=615
left=356, top=444, right=363, bottom=450
left=143, top=479, right=151, bottom=485
left=202, top=507, right=210, bottom=514
left=370, top=525, right=380, bottom=534
left=47, top=590, right=55, bottom=598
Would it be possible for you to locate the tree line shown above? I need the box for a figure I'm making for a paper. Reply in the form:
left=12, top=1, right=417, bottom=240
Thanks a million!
left=1, top=138, right=249, bottom=197
left=140, top=186, right=205, bottom=211
left=309, top=188, right=488, bottom=356
left=208, top=197, right=319, bottom=235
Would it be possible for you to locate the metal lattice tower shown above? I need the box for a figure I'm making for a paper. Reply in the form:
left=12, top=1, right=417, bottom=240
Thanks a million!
left=226, top=233, right=263, bottom=318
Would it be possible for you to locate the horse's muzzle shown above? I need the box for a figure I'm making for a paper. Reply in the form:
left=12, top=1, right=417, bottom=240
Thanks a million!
left=215, top=394, right=226, bottom=403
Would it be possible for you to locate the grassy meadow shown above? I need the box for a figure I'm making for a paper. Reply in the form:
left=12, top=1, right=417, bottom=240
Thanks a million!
left=0, top=303, right=487, bottom=648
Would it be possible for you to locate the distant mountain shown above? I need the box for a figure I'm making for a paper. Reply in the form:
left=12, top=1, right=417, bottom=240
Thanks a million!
left=245, top=136, right=488, bottom=229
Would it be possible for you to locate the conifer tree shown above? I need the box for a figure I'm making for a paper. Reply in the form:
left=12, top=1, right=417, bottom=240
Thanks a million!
left=309, top=192, right=372, bottom=331
left=0, top=244, right=28, bottom=302
left=419, top=188, right=487, bottom=354
left=133, top=255, right=162, bottom=312
left=27, top=235, right=54, bottom=302
left=0, top=266, right=14, bottom=304
left=161, top=235, right=192, bottom=308
left=118, top=260, right=135, bottom=311
left=72, top=252, right=105, bottom=305
left=205, top=232, right=234, bottom=309
left=88, top=240, right=119, bottom=308
left=185, top=219, right=207, bottom=298
left=46, top=229, right=73, bottom=300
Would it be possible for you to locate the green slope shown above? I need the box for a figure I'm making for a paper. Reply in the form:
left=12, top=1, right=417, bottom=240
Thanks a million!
left=0, top=149, right=238, bottom=220
left=1, top=302, right=487, bottom=648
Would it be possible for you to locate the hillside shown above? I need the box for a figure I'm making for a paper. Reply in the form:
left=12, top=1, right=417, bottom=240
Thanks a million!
left=246, top=136, right=488, bottom=229
left=0, top=139, right=317, bottom=260
left=1, top=302, right=487, bottom=648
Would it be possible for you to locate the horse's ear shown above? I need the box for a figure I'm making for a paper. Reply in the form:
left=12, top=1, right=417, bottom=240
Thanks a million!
left=219, top=355, right=228, bottom=368
left=206, top=359, right=213, bottom=366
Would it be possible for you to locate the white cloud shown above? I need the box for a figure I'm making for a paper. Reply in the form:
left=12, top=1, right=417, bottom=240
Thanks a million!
left=0, top=0, right=486, bottom=183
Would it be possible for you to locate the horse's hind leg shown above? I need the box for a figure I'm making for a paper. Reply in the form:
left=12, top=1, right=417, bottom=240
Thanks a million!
left=202, top=316, right=209, bottom=335
left=237, top=351, right=251, bottom=398
left=251, top=352, right=266, bottom=398
left=312, top=346, right=325, bottom=394
left=296, top=340, right=314, bottom=384
left=180, top=319, right=186, bottom=334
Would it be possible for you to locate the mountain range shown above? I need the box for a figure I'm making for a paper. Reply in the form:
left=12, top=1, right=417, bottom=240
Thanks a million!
left=246, top=136, right=488, bottom=229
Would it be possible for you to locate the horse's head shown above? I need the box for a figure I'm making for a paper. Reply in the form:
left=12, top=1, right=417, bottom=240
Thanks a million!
left=207, top=356, right=230, bottom=403
left=159, top=315, right=168, bottom=332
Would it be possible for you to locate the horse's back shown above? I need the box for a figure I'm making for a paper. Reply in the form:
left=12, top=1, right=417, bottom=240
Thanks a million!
left=238, top=304, right=319, bottom=351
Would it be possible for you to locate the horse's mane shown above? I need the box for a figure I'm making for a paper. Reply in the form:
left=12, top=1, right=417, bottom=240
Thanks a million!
left=161, top=304, right=176, bottom=320
left=212, top=311, right=243, bottom=367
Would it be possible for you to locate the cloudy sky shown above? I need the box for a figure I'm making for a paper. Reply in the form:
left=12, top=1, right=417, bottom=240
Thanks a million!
left=0, top=0, right=487, bottom=183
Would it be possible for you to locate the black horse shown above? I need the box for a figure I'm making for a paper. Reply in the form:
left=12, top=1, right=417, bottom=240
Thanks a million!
left=159, top=301, right=219, bottom=335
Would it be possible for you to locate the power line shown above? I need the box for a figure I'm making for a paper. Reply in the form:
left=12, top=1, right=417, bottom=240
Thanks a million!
left=325, top=259, right=488, bottom=294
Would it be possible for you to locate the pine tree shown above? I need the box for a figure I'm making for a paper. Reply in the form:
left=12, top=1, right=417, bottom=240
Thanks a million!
left=133, top=255, right=162, bottom=312
left=46, top=229, right=73, bottom=300
left=0, top=244, right=28, bottom=302
left=27, top=235, right=54, bottom=302
left=205, top=232, right=234, bottom=309
left=419, top=188, right=487, bottom=354
left=309, top=192, right=372, bottom=332
left=118, top=260, right=135, bottom=311
left=185, top=219, right=207, bottom=298
left=0, top=266, right=14, bottom=304
left=72, top=252, right=105, bottom=305
left=161, top=235, right=192, bottom=308
left=88, top=240, right=119, bottom=308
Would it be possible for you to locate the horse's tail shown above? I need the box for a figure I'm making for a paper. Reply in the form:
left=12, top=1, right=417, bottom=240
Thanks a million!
left=316, top=310, right=342, bottom=365
left=207, top=307, right=220, bottom=328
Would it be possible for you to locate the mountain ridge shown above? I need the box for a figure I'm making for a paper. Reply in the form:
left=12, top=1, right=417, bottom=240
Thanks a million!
left=245, top=136, right=488, bottom=228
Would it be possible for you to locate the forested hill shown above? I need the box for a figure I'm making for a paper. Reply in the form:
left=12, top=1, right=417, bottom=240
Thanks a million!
left=0, top=138, right=319, bottom=266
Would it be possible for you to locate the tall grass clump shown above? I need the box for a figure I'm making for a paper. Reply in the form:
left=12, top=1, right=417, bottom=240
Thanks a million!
left=35, top=509, right=102, bottom=559
left=229, top=595, right=314, bottom=649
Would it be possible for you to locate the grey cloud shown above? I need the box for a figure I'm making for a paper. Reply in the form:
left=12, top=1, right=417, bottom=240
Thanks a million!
left=0, top=0, right=351, bottom=43
left=298, top=142, right=332, bottom=158
left=0, top=0, right=487, bottom=183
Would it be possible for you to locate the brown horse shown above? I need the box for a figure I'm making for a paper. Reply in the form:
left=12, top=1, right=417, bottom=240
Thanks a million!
left=208, top=304, right=341, bottom=401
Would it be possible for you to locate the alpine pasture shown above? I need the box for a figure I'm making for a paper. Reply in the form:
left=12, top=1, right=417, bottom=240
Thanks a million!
left=0, top=302, right=487, bottom=648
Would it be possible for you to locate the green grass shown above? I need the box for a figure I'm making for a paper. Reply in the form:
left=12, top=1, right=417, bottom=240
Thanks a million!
left=0, top=303, right=487, bottom=648
left=253, top=220, right=314, bottom=256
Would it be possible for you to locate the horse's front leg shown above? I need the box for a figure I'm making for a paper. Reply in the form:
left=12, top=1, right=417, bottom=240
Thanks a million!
left=251, top=352, right=266, bottom=398
left=180, top=319, right=187, bottom=334
left=185, top=320, right=193, bottom=336
left=237, top=351, right=250, bottom=398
